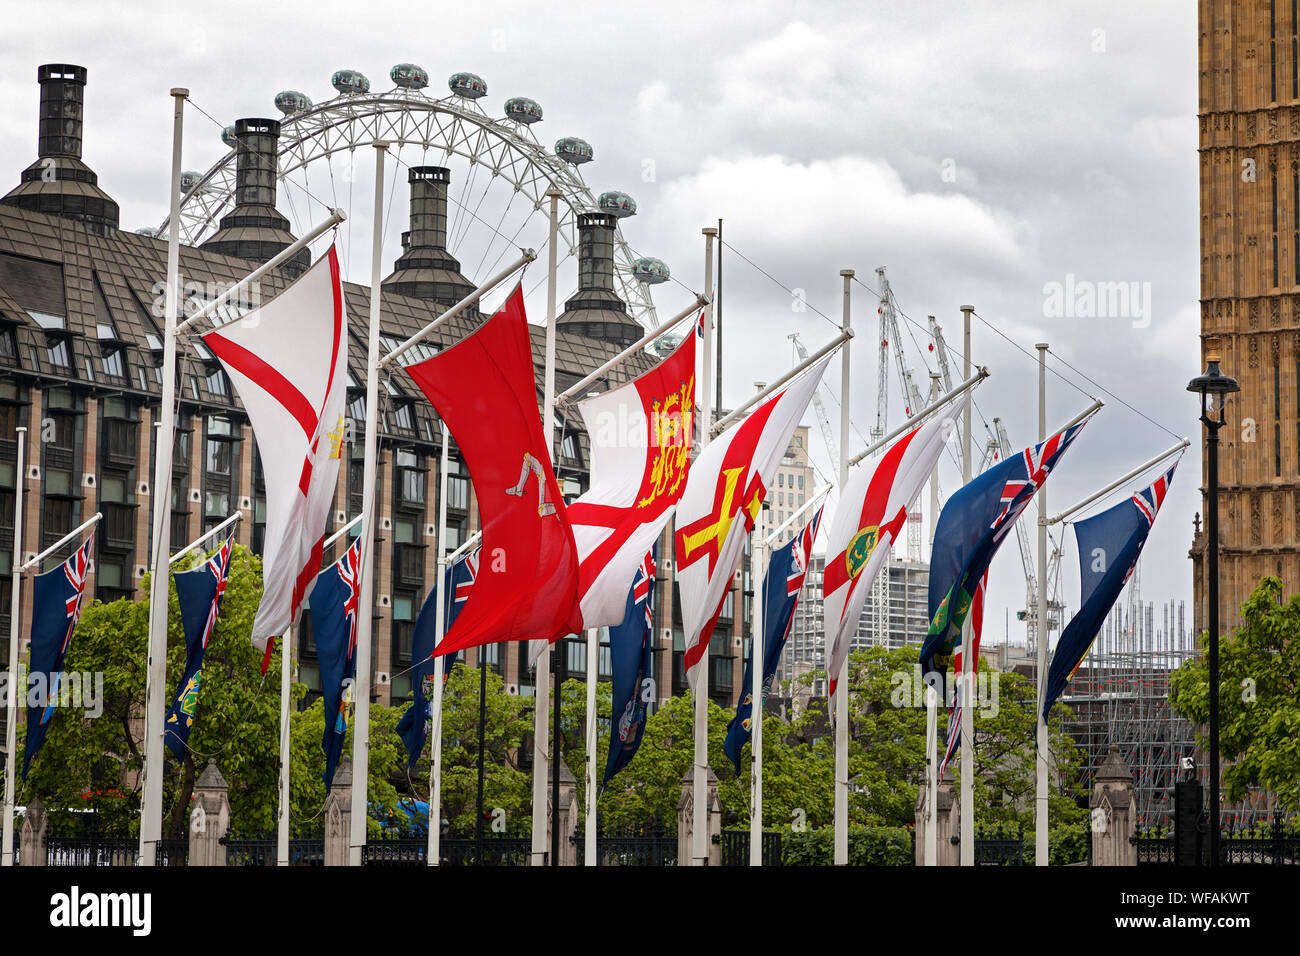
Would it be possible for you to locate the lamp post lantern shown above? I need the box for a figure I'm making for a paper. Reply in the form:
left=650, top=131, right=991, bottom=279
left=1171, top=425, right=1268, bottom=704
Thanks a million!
left=1186, top=335, right=1238, bottom=868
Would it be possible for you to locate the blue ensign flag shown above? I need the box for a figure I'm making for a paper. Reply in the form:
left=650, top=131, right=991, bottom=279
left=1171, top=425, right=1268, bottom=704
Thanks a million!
left=919, top=420, right=1089, bottom=684
left=603, top=544, right=657, bottom=787
left=165, top=533, right=234, bottom=758
left=724, top=507, right=822, bottom=777
left=397, top=547, right=479, bottom=767
left=1043, top=463, right=1177, bottom=720
left=312, top=537, right=362, bottom=791
left=23, top=535, right=94, bottom=777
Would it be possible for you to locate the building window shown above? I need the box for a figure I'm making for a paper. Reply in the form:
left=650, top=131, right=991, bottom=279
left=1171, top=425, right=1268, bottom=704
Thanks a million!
left=205, top=366, right=229, bottom=398
left=392, top=401, right=414, bottom=432
left=395, top=450, right=424, bottom=507
left=1273, top=173, right=1281, bottom=288
left=206, top=439, right=231, bottom=475
left=46, top=335, right=71, bottom=370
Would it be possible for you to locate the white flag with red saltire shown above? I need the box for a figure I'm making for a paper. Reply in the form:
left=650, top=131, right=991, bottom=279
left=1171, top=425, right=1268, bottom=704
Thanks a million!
left=674, top=357, right=829, bottom=690
left=822, top=399, right=966, bottom=697
left=202, top=246, right=348, bottom=660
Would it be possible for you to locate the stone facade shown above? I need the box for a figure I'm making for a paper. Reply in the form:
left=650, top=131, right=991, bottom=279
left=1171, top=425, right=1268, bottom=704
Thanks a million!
left=1196, top=0, right=1300, bottom=633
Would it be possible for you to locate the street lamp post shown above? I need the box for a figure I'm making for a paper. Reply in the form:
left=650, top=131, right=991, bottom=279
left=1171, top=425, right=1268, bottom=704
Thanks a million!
left=1186, top=335, right=1238, bottom=868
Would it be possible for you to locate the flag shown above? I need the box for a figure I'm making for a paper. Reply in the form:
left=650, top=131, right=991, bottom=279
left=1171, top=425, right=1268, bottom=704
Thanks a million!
left=405, top=284, right=582, bottom=657
left=822, top=403, right=964, bottom=696
left=312, top=537, right=362, bottom=791
left=675, top=358, right=830, bottom=689
left=919, top=417, right=1091, bottom=688
left=940, top=573, right=985, bottom=776
left=202, top=245, right=348, bottom=666
left=164, top=532, right=234, bottom=759
left=568, top=326, right=695, bottom=630
left=23, top=535, right=93, bottom=777
left=1042, top=462, right=1177, bottom=720
left=397, top=547, right=480, bottom=767
left=724, top=507, right=821, bottom=777
left=603, top=545, right=657, bottom=786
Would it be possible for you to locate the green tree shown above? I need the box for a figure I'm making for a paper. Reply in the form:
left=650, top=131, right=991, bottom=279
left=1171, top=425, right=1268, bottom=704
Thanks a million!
left=1169, top=576, right=1300, bottom=812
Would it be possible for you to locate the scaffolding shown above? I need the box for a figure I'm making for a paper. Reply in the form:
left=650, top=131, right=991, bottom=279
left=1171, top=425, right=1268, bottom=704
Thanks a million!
left=1058, top=565, right=1275, bottom=828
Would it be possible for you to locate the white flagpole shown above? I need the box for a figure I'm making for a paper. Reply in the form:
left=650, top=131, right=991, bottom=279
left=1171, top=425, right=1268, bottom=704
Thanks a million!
left=749, top=505, right=765, bottom=865
left=277, top=626, right=291, bottom=866
left=691, top=225, right=717, bottom=866
left=584, top=627, right=598, bottom=865
left=168, top=512, right=242, bottom=566
left=531, top=186, right=562, bottom=865
left=925, top=373, right=940, bottom=867
left=958, top=304, right=974, bottom=866
left=139, top=87, right=188, bottom=867
left=427, top=422, right=452, bottom=866
left=349, top=140, right=388, bottom=866
left=834, top=268, right=853, bottom=866
left=1035, top=342, right=1049, bottom=866
left=1, top=426, right=25, bottom=867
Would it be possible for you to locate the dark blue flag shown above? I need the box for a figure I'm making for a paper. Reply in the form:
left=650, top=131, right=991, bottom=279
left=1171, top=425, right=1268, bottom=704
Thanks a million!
left=919, top=420, right=1089, bottom=686
left=1043, top=462, right=1176, bottom=720
left=603, top=544, right=657, bottom=787
left=312, top=537, right=362, bottom=791
left=24, top=535, right=93, bottom=778
left=397, top=547, right=479, bottom=767
left=164, top=533, right=234, bottom=759
left=724, top=508, right=822, bottom=777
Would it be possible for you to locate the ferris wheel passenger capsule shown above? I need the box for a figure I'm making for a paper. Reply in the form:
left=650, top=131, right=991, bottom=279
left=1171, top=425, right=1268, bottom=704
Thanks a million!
left=504, top=96, right=543, bottom=124
left=332, top=69, right=371, bottom=95
left=631, top=257, right=669, bottom=284
left=448, top=72, right=488, bottom=99
left=555, top=137, right=593, bottom=165
left=274, top=90, right=312, bottom=115
left=597, top=190, right=636, bottom=218
left=391, top=63, right=429, bottom=89
left=221, top=125, right=237, bottom=148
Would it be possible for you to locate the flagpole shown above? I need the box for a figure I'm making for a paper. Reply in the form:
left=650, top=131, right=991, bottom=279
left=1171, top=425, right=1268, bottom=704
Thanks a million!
left=277, top=626, right=291, bottom=866
left=532, top=186, right=562, bottom=865
left=711, top=329, right=852, bottom=437
left=1046, top=439, right=1188, bottom=526
left=584, top=626, right=598, bottom=865
left=173, top=209, right=346, bottom=336
left=749, top=504, right=765, bottom=866
left=958, top=304, right=974, bottom=866
left=925, top=372, right=940, bottom=868
left=168, top=511, right=242, bottom=566
left=845, top=369, right=988, bottom=469
left=692, top=225, right=717, bottom=866
left=139, top=87, right=188, bottom=868
left=1034, top=343, right=1050, bottom=867
left=555, top=294, right=709, bottom=404
left=427, top=422, right=452, bottom=866
left=1, top=426, right=25, bottom=867
left=834, top=269, right=852, bottom=867
left=349, top=140, right=388, bottom=866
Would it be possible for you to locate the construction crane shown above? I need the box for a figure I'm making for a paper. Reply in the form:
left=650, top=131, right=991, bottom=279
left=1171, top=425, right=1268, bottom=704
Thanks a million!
left=789, top=332, right=840, bottom=475
left=995, top=417, right=1063, bottom=654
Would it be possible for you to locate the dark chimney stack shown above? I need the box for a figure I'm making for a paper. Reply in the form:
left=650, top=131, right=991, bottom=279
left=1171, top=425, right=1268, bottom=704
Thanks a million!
left=1, top=64, right=120, bottom=233
left=382, top=166, right=476, bottom=309
left=558, top=212, right=641, bottom=348
left=38, top=63, right=87, bottom=159
left=201, top=117, right=307, bottom=277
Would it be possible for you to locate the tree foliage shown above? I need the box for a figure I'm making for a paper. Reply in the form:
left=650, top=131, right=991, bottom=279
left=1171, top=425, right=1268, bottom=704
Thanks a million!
left=1169, top=576, right=1300, bottom=812
left=16, top=548, right=1091, bottom=842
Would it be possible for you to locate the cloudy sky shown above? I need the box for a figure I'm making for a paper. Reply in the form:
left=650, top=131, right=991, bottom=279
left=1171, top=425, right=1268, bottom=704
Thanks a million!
left=1, top=1, right=1200, bottom=652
